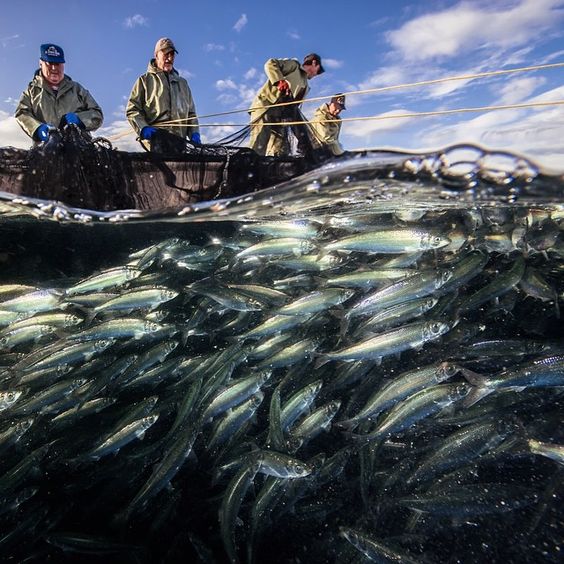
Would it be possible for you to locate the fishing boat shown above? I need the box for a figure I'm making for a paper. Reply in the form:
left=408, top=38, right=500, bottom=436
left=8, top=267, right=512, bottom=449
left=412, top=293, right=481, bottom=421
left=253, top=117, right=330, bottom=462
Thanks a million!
left=0, top=125, right=334, bottom=212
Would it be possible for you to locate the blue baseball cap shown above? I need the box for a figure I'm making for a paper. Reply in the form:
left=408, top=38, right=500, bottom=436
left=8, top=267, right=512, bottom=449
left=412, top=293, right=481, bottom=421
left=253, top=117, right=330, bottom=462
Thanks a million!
left=40, top=44, right=65, bottom=63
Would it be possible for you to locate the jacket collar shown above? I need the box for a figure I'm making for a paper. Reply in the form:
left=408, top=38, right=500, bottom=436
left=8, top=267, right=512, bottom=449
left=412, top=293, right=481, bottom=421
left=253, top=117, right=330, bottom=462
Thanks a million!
left=147, top=59, right=180, bottom=80
left=33, top=69, right=74, bottom=94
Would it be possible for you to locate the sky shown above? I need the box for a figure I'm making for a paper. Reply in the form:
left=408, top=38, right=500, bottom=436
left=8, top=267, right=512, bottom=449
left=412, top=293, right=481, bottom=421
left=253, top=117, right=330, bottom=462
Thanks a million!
left=0, top=0, right=563, bottom=172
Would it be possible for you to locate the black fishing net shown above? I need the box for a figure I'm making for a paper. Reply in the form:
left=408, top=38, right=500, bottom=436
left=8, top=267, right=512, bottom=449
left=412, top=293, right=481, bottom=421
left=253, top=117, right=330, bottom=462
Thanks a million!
left=214, top=105, right=331, bottom=164
left=1, top=119, right=333, bottom=212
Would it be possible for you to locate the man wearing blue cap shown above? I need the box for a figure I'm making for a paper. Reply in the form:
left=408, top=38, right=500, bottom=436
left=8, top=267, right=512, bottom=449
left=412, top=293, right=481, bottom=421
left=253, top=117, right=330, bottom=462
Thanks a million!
left=15, top=43, right=103, bottom=143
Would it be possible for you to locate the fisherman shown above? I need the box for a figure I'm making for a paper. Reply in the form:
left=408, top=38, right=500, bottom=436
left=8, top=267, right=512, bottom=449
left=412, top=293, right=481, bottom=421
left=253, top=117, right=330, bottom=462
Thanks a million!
left=15, top=44, right=103, bottom=143
left=126, top=37, right=200, bottom=151
left=249, top=53, right=324, bottom=157
left=310, top=94, right=346, bottom=156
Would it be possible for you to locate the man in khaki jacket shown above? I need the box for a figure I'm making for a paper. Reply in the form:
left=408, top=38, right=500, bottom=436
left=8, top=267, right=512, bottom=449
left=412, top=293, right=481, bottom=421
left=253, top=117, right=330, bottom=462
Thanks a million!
left=15, top=44, right=103, bottom=143
left=127, top=38, right=200, bottom=150
left=310, top=94, right=346, bottom=156
left=249, top=53, right=324, bottom=156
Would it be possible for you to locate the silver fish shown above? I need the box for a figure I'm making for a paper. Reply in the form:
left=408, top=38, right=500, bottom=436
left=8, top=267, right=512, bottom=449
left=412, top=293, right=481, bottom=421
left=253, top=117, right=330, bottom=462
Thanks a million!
left=86, top=414, right=159, bottom=460
left=322, top=228, right=450, bottom=254
left=338, top=361, right=460, bottom=430
left=321, top=320, right=451, bottom=364
left=65, top=266, right=142, bottom=296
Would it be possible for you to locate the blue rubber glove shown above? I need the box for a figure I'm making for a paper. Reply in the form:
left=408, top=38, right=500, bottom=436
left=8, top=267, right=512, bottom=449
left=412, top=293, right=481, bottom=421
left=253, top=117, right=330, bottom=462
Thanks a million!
left=61, top=112, right=83, bottom=128
left=141, top=126, right=157, bottom=140
left=35, top=123, right=52, bottom=142
left=190, top=132, right=201, bottom=144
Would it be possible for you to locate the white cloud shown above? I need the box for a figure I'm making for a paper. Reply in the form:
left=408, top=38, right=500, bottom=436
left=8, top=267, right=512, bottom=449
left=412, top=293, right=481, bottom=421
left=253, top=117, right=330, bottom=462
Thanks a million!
left=217, top=93, right=237, bottom=106
left=3, top=97, right=19, bottom=107
left=323, top=59, right=344, bottom=70
left=345, top=109, right=420, bottom=138
left=233, top=14, right=248, bottom=33
left=215, top=76, right=256, bottom=111
left=98, top=120, right=139, bottom=151
left=207, top=125, right=239, bottom=143
left=123, top=14, right=149, bottom=29
left=495, top=76, right=546, bottom=105
left=541, top=49, right=564, bottom=63
left=287, top=30, right=301, bottom=40
left=111, top=102, right=126, bottom=118
left=0, top=113, right=31, bottom=149
left=177, top=68, right=195, bottom=80
left=388, top=0, right=564, bottom=62
left=215, top=79, right=237, bottom=91
left=244, top=68, right=257, bottom=80
left=1, top=34, right=19, bottom=48
left=359, top=66, right=409, bottom=91
left=417, top=85, right=564, bottom=172
left=204, top=43, right=225, bottom=53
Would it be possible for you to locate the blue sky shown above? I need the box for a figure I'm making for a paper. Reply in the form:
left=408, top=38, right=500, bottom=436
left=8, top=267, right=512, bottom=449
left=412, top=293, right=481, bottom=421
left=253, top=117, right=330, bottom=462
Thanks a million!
left=1, top=0, right=563, bottom=170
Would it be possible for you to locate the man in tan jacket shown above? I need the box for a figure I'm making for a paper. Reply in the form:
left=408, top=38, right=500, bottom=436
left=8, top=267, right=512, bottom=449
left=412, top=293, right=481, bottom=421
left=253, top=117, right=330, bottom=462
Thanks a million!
left=310, top=94, right=346, bottom=156
left=249, top=53, right=324, bottom=156
left=127, top=38, right=200, bottom=150
left=15, top=44, right=103, bottom=143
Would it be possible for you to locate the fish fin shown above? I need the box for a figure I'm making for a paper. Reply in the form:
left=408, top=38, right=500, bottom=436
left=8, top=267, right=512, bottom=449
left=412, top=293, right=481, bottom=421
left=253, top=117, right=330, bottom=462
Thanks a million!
left=460, top=367, right=488, bottom=387
left=313, top=276, right=327, bottom=287
left=337, top=315, right=350, bottom=342
left=462, top=386, right=494, bottom=408
left=405, top=509, right=425, bottom=532
left=313, top=355, right=331, bottom=369
left=335, top=419, right=358, bottom=431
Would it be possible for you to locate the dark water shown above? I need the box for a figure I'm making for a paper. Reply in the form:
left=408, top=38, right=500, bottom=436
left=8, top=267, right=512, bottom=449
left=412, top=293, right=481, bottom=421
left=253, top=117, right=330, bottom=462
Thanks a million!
left=0, top=146, right=562, bottom=563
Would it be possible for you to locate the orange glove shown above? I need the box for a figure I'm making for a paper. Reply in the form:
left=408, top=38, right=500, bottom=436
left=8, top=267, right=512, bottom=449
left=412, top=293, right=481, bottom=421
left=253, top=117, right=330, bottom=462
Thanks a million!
left=277, top=80, right=291, bottom=95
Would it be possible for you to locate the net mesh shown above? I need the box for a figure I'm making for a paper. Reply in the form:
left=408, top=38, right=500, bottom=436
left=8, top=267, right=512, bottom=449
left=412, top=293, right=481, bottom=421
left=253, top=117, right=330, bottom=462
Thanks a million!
left=1, top=121, right=333, bottom=211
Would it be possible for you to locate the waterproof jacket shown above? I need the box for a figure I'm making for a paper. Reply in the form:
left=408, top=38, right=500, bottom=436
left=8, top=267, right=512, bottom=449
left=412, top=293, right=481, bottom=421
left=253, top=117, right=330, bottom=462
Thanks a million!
left=126, top=60, right=199, bottom=141
left=15, top=70, right=103, bottom=139
left=311, top=103, right=344, bottom=156
left=250, top=58, right=310, bottom=115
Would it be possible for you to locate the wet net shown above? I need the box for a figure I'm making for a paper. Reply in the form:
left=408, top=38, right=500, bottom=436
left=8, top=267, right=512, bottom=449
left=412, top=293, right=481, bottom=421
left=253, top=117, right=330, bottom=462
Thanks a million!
left=0, top=120, right=333, bottom=212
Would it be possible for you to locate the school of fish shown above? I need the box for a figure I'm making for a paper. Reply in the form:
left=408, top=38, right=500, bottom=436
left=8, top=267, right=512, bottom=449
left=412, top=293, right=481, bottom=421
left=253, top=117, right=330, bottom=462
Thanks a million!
left=0, top=198, right=563, bottom=563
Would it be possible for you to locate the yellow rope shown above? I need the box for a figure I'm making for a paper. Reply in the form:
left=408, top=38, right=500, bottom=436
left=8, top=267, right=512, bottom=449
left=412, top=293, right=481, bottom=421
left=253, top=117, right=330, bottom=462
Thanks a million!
left=154, top=62, right=564, bottom=122
left=107, top=61, right=564, bottom=140
left=142, top=99, right=564, bottom=128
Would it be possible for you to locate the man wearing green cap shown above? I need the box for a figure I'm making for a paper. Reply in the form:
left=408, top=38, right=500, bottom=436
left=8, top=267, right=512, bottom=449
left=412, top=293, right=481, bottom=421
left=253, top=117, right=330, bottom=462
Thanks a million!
left=249, top=53, right=324, bottom=157
left=310, top=94, right=346, bottom=156
left=15, top=44, right=103, bottom=143
left=126, top=37, right=200, bottom=150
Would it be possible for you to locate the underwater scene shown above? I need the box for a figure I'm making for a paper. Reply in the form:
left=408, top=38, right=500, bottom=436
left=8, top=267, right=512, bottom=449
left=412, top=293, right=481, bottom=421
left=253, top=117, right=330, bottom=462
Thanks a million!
left=0, top=146, right=562, bottom=563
